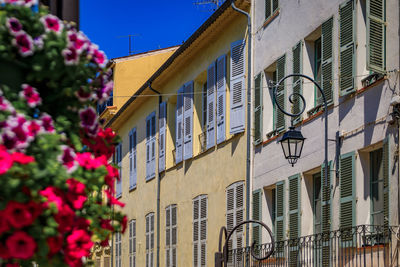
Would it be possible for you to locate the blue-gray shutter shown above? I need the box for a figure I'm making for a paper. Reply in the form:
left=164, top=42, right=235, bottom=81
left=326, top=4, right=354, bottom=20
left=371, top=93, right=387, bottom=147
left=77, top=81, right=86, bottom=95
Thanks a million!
left=230, top=39, right=246, bottom=134
left=116, top=143, right=122, bottom=197
left=146, top=112, right=156, bottom=180
left=150, top=113, right=156, bottom=178
left=175, top=87, right=184, bottom=163
left=321, top=17, right=334, bottom=104
left=159, top=102, right=167, bottom=172
left=339, top=0, right=356, bottom=95
left=216, top=55, right=226, bottom=144
left=129, top=128, right=137, bottom=189
left=254, top=73, right=263, bottom=145
left=292, top=42, right=303, bottom=124
left=367, top=0, right=386, bottom=73
left=275, top=54, right=286, bottom=132
left=183, top=81, right=194, bottom=160
left=206, top=62, right=216, bottom=149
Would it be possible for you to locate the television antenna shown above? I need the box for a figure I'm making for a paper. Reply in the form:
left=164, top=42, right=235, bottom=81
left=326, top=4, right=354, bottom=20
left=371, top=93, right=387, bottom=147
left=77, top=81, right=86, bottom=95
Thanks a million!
left=116, top=34, right=140, bottom=56
left=193, top=0, right=223, bottom=12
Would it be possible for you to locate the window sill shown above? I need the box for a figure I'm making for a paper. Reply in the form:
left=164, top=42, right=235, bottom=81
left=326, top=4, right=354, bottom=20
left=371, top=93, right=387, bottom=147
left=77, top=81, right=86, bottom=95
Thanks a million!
left=145, top=175, right=155, bottom=183
left=129, top=185, right=137, bottom=192
left=262, top=9, right=280, bottom=29
left=116, top=194, right=122, bottom=199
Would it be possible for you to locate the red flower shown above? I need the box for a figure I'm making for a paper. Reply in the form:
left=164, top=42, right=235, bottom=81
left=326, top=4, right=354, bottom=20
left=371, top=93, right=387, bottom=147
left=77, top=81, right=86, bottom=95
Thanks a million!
left=121, top=216, right=128, bottom=233
left=0, top=147, right=13, bottom=175
left=76, top=152, right=104, bottom=169
left=11, top=152, right=34, bottom=164
left=4, top=201, right=34, bottom=229
left=27, top=201, right=42, bottom=220
left=0, top=243, right=10, bottom=259
left=100, top=219, right=113, bottom=231
left=47, top=235, right=63, bottom=257
left=0, top=210, right=10, bottom=235
left=64, top=254, right=83, bottom=267
left=100, top=238, right=109, bottom=247
left=40, top=186, right=65, bottom=209
left=6, top=231, right=36, bottom=260
left=6, top=263, right=20, bottom=267
left=65, top=229, right=93, bottom=258
left=66, top=178, right=87, bottom=210
left=54, top=204, right=75, bottom=233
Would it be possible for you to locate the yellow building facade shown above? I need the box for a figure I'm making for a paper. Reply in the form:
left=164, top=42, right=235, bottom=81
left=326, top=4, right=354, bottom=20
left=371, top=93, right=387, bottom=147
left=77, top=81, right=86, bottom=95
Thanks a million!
left=108, top=1, right=250, bottom=266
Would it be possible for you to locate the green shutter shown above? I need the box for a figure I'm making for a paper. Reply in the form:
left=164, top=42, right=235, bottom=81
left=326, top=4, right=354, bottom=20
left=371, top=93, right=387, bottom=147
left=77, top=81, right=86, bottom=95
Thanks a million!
left=292, top=41, right=303, bottom=124
left=265, top=0, right=271, bottom=20
left=321, top=17, right=333, bottom=104
left=339, top=0, right=356, bottom=96
left=275, top=181, right=285, bottom=242
left=367, top=0, right=386, bottom=73
left=340, top=152, right=355, bottom=238
left=288, top=174, right=300, bottom=267
left=254, top=73, right=263, bottom=145
left=272, top=0, right=279, bottom=13
left=321, top=162, right=332, bottom=266
left=252, top=190, right=262, bottom=245
left=275, top=54, right=286, bottom=132
left=382, top=138, right=389, bottom=226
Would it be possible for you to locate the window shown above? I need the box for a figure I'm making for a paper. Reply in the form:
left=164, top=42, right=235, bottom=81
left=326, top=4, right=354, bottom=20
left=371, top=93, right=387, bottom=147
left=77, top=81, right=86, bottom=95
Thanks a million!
left=146, top=213, right=155, bottom=267
left=129, top=220, right=136, bottom=267
left=114, top=143, right=122, bottom=198
left=313, top=172, right=322, bottom=234
left=166, top=205, right=177, bottom=267
left=114, top=232, right=121, bottom=267
left=193, top=195, right=207, bottom=267
left=146, top=112, right=156, bottom=180
left=265, top=0, right=279, bottom=21
left=226, top=182, right=244, bottom=265
left=129, top=128, right=137, bottom=190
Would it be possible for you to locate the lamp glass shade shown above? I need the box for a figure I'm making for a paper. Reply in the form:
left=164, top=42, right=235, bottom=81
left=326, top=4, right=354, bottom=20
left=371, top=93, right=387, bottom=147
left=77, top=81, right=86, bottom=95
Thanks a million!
left=279, top=127, right=305, bottom=166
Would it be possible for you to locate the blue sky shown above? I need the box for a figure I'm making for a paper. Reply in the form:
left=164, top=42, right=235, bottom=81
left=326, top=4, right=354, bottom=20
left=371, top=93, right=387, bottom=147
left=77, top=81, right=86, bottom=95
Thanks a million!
left=80, top=0, right=218, bottom=60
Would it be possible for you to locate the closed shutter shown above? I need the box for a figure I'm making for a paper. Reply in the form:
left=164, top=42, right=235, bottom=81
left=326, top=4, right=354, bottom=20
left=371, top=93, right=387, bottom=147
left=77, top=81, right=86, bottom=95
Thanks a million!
left=183, top=81, right=194, bottom=160
left=171, top=205, right=177, bottom=267
left=367, top=0, right=386, bottom=73
left=206, top=63, right=216, bottom=149
left=176, top=87, right=184, bottom=163
left=216, top=55, right=227, bottom=144
left=340, top=152, right=355, bottom=242
left=275, top=55, right=286, bottom=132
left=254, top=73, right=263, bottom=145
left=321, top=17, right=334, bottom=104
left=230, top=39, right=246, bottom=134
left=116, top=143, right=122, bottom=197
left=159, top=102, right=167, bottom=172
left=252, top=189, right=262, bottom=245
left=129, top=220, right=136, bottom=267
left=382, top=138, right=389, bottom=226
left=166, top=205, right=177, bottom=267
left=129, top=129, right=137, bottom=189
left=193, top=198, right=199, bottom=267
left=275, top=181, right=285, bottom=242
left=289, top=174, right=300, bottom=266
left=339, top=0, right=356, bottom=96
left=193, top=195, right=207, bottom=267
left=292, top=42, right=303, bottom=124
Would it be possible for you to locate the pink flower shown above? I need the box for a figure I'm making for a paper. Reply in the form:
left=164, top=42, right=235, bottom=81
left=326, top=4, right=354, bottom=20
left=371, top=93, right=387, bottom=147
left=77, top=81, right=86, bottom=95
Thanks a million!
left=4, top=200, right=34, bottom=228
left=93, top=49, right=107, bottom=68
left=79, top=107, right=97, bottom=130
left=67, top=31, right=88, bottom=53
left=66, top=178, right=87, bottom=210
left=6, top=17, right=23, bottom=35
left=40, top=15, right=63, bottom=34
left=40, top=186, right=65, bottom=209
left=21, top=0, right=37, bottom=7
left=58, top=146, right=77, bottom=173
left=75, top=87, right=92, bottom=102
left=47, top=235, right=63, bottom=257
left=12, top=32, right=34, bottom=57
left=62, top=46, right=79, bottom=65
left=27, top=120, right=42, bottom=137
left=0, top=146, right=13, bottom=175
left=19, top=84, right=41, bottom=108
left=0, top=96, right=14, bottom=112
left=6, top=231, right=36, bottom=260
left=11, top=152, right=34, bottom=164
left=65, top=229, right=93, bottom=258
left=40, top=113, right=55, bottom=133
left=93, top=81, right=113, bottom=104
left=76, top=152, right=104, bottom=169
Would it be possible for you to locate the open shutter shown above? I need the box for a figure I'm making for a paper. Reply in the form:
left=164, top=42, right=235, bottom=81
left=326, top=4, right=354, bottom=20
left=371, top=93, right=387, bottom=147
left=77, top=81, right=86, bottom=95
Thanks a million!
left=230, top=39, right=246, bottom=134
left=340, top=152, right=355, bottom=237
left=254, top=73, right=263, bottom=145
left=176, top=87, right=184, bottom=163
left=159, top=102, right=167, bottom=172
left=129, top=128, right=137, bottom=189
left=382, top=138, right=389, bottom=226
left=275, top=55, right=286, bottom=132
left=183, top=81, right=194, bottom=160
left=275, top=181, right=285, bottom=242
left=292, top=42, right=303, bottom=124
left=252, top=190, right=262, bottom=245
left=339, top=0, right=356, bottom=95
left=146, top=116, right=151, bottom=180
left=226, top=185, right=235, bottom=264
left=321, top=17, right=334, bottom=104
left=150, top=114, right=156, bottom=178
left=206, top=63, right=216, bottom=149
left=216, top=55, right=226, bottom=144
left=321, top=162, right=332, bottom=265
left=367, top=0, right=385, bottom=73
left=116, top=143, right=122, bottom=197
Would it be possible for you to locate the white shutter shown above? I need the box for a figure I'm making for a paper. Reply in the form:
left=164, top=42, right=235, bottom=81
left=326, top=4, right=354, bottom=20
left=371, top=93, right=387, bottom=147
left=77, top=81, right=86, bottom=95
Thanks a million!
left=166, top=205, right=177, bottom=267
left=200, top=196, right=207, bottom=267
left=193, top=198, right=200, bottom=267
left=159, top=102, right=167, bottom=172
left=216, top=55, right=226, bottom=144
left=175, top=87, right=184, bottom=164
left=129, top=128, right=137, bottom=190
left=116, top=143, right=122, bottom=197
left=150, top=113, right=156, bottom=179
left=206, top=62, right=216, bottom=149
left=171, top=205, right=177, bottom=267
left=129, top=220, right=136, bottom=267
left=230, top=39, right=246, bottom=134
left=183, top=81, right=194, bottom=160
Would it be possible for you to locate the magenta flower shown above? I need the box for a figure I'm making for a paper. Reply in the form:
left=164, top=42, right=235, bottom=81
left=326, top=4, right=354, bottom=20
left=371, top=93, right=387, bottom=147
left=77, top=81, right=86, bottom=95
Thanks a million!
left=75, top=87, right=92, bottom=102
left=6, top=17, right=23, bottom=36
left=0, top=96, right=15, bottom=113
left=19, top=84, right=42, bottom=108
left=27, top=120, right=43, bottom=137
left=12, top=32, right=34, bottom=57
left=93, top=81, right=113, bottom=104
left=40, top=15, right=63, bottom=35
left=21, top=0, right=37, bottom=7
left=40, top=113, right=55, bottom=133
left=58, top=145, right=77, bottom=173
left=67, top=31, right=88, bottom=53
left=93, top=49, right=107, bottom=68
left=62, top=46, right=79, bottom=65
left=79, top=107, right=97, bottom=130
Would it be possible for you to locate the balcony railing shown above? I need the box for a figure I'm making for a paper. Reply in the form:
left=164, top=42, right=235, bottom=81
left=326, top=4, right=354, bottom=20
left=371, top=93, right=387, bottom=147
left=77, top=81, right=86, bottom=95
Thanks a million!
left=97, top=96, right=113, bottom=115
left=228, top=225, right=400, bottom=267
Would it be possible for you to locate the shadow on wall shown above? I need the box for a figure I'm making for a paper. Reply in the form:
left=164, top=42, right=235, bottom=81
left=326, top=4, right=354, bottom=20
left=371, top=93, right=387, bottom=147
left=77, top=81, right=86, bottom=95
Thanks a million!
left=362, top=81, right=383, bottom=146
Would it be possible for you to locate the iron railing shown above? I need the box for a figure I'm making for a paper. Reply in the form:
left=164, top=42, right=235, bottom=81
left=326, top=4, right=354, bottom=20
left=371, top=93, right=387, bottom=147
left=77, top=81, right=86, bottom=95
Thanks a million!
left=228, top=225, right=400, bottom=267
left=97, top=96, right=113, bottom=115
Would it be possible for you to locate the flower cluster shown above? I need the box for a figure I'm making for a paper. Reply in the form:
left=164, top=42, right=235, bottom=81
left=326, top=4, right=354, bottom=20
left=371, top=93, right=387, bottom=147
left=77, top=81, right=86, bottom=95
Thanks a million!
left=0, top=2, right=126, bottom=267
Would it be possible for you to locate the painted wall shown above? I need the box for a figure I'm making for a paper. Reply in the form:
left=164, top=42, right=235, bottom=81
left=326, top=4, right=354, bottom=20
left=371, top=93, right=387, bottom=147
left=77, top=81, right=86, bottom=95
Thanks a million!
left=252, top=0, right=399, bottom=243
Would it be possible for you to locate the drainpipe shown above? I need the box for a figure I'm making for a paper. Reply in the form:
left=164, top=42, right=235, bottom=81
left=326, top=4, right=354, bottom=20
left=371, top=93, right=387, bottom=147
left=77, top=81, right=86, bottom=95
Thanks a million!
left=231, top=0, right=252, bottom=247
left=148, top=82, right=162, bottom=267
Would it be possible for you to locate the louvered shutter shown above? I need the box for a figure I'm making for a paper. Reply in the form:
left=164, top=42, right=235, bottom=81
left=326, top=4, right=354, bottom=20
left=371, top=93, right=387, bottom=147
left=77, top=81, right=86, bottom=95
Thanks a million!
left=166, top=207, right=171, bottom=267
left=176, top=87, right=184, bottom=163
left=193, top=196, right=207, bottom=267
left=166, top=205, right=177, bottom=267
left=206, top=63, right=216, bottom=149
left=129, top=220, right=136, bottom=267
left=339, top=0, right=356, bottom=95
left=116, top=143, right=122, bottom=197
left=171, top=205, right=177, bottom=267
left=321, top=162, right=332, bottom=266
left=340, top=152, right=355, bottom=238
left=200, top=196, right=207, bottom=267
left=151, top=214, right=154, bottom=267
left=321, top=17, right=333, bottom=104
left=382, top=138, right=389, bottom=226
left=183, top=81, right=194, bottom=160
left=275, top=181, right=285, bottom=242
left=193, top=198, right=199, bottom=266
left=252, top=190, right=262, bottom=245
left=275, top=55, right=286, bottom=132
left=129, top=129, right=137, bottom=189
left=292, top=42, right=303, bottom=124
left=226, top=186, right=234, bottom=264
left=146, top=116, right=151, bottom=180
left=150, top=114, right=156, bottom=178
left=288, top=175, right=301, bottom=266
left=159, top=102, right=167, bottom=172
left=265, top=0, right=271, bottom=19
left=367, top=0, right=385, bottom=73
left=254, top=73, right=263, bottom=145
left=230, top=39, right=246, bottom=134
left=216, top=55, right=226, bottom=144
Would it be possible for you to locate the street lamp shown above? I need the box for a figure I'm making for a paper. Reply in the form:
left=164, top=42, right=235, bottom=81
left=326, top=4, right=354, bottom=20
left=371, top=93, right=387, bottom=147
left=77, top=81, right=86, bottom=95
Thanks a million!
left=273, top=74, right=329, bottom=185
